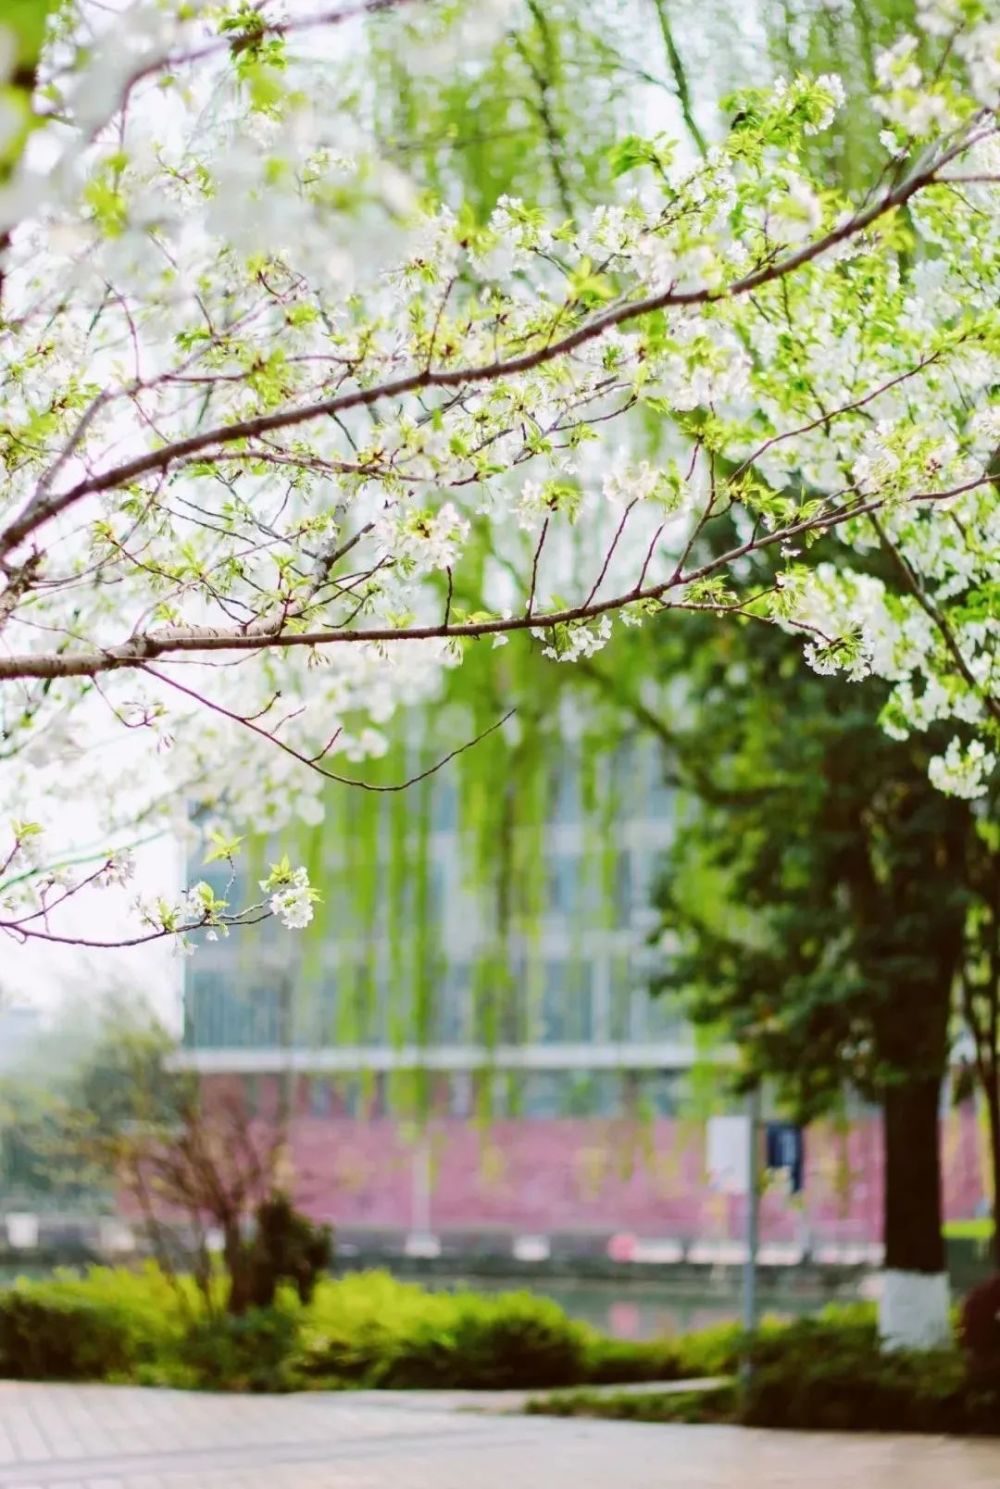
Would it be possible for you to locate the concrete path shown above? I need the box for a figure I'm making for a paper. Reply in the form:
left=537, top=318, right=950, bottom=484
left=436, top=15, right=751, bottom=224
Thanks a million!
left=2, top=1382, right=1000, bottom=1488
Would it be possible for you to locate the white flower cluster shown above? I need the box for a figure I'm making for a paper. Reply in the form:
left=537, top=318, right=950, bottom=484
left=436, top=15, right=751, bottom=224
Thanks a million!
left=94, top=851, right=137, bottom=889
left=602, top=461, right=661, bottom=509
left=537, top=614, right=613, bottom=663
left=264, top=867, right=317, bottom=931
left=375, top=502, right=470, bottom=575
left=928, top=739, right=998, bottom=800
left=0, top=0, right=996, bottom=957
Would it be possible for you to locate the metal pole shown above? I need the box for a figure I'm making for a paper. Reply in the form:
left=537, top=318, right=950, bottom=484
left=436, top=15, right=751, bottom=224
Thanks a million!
left=742, top=1085, right=762, bottom=1363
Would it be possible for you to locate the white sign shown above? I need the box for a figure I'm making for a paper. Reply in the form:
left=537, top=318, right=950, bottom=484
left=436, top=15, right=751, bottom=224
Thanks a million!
left=706, top=1115, right=752, bottom=1195
left=6, top=1213, right=39, bottom=1249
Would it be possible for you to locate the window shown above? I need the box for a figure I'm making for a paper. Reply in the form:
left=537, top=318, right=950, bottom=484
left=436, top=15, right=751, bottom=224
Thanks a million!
left=560, top=1072, right=620, bottom=1117
left=646, top=744, right=674, bottom=820
left=540, top=961, right=593, bottom=1042
left=614, top=850, right=633, bottom=921
left=436, top=963, right=471, bottom=1042
left=607, top=956, right=632, bottom=1040
left=521, top=1072, right=563, bottom=1118
left=449, top=1072, right=473, bottom=1119
left=549, top=759, right=580, bottom=825
left=547, top=851, right=579, bottom=917
left=643, top=1071, right=684, bottom=1116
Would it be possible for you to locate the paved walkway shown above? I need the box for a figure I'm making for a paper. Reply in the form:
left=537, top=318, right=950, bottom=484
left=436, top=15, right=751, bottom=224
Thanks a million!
left=2, top=1383, right=1000, bottom=1488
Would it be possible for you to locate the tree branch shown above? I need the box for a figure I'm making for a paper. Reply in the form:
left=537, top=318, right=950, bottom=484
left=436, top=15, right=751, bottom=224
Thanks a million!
left=0, top=475, right=988, bottom=681
left=1, top=119, right=988, bottom=562
left=869, top=511, right=1000, bottom=726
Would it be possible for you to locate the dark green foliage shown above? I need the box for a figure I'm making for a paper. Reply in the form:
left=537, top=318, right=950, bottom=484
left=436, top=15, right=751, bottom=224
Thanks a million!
left=742, top=1314, right=958, bottom=1432
left=0, top=1265, right=683, bottom=1391
left=0, top=1000, right=188, bottom=1209
left=646, top=530, right=988, bottom=1273
left=0, top=1289, right=137, bottom=1381
left=233, top=1193, right=333, bottom=1313
left=960, top=1275, right=1000, bottom=1380
left=581, top=1318, right=757, bottom=1383
left=177, top=1306, right=302, bottom=1393
left=580, top=1335, right=685, bottom=1384
left=0, top=1265, right=192, bottom=1381
left=531, top=1309, right=1000, bottom=1436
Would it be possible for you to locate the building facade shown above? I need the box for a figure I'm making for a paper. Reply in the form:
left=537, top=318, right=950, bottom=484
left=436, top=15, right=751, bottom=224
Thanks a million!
left=177, top=736, right=989, bottom=1255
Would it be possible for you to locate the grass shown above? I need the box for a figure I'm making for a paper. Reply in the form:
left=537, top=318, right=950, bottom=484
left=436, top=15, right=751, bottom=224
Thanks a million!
left=944, top=1219, right=995, bottom=1243
left=525, top=1383, right=738, bottom=1423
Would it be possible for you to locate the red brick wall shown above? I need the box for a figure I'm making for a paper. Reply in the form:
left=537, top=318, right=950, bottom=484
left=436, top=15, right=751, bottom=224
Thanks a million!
left=257, top=1103, right=989, bottom=1243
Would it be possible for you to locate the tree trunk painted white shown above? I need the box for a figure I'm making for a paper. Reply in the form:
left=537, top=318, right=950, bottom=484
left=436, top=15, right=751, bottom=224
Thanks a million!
left=878, top=1270, right=951, bottom=1351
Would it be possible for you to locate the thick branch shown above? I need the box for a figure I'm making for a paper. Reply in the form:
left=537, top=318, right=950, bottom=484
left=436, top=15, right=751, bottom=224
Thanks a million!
left=0, top=476, right=986, bottom=681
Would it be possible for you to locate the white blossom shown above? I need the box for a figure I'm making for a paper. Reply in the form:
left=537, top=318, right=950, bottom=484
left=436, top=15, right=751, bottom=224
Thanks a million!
left=928, top=739, right=998, bottom=800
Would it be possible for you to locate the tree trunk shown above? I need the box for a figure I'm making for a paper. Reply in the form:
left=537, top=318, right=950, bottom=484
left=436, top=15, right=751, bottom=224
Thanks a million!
left=224, top=1219, right=250, bottom=1316
left=879, top=1074, right=950, bottom=1349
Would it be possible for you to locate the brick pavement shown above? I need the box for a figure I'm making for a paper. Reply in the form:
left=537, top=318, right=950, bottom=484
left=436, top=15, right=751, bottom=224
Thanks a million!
left=2, top=1384, right=1000, bottom=1488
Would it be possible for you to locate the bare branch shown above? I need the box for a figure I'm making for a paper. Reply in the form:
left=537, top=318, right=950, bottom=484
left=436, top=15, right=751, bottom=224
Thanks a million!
left=144, top=661, right=516, bottom=792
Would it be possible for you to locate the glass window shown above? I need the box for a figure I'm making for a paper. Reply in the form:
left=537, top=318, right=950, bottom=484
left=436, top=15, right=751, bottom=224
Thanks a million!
left=521, top=1072, right=564, bottom=1118
left=540, top=960, right=593, bottom=1042
left=549, top=758, right=580, bottom=825
left=547, top=852, right=579, bottom=917
left=614, top=851, right=633, bottom=921
left=608, top=739, right=639, bottom=813
left=646, top=745, right=674, bottom=820
left=575, top=1071, right=620, bottom=1117
left=643, top=1071, right=684, bottom=1116
left=607, top=956, right=632, bottom=1040
left=642, top=988, right=680, bottom=1039
left=437, top=962, right=471, bottom=1042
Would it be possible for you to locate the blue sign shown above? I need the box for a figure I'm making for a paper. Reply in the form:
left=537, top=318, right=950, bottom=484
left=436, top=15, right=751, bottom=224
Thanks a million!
left=765, top=1121, right=805, bottom=1194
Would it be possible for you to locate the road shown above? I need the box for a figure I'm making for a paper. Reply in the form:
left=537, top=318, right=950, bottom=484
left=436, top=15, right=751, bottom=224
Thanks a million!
left=2, top=1383, right=1000, bottom=1488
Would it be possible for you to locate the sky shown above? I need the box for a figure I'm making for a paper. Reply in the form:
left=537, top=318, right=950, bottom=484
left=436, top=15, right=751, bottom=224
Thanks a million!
left=9, top=833, right=184, bottom=1029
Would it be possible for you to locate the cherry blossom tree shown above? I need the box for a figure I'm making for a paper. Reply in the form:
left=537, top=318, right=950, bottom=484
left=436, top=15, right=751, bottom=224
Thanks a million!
left=0, top=0, right=997, bottom=956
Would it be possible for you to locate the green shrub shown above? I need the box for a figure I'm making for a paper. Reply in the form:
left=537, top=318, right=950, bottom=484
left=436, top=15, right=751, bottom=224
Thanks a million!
left=382, top=1291, right=589, bottom=1389
left=742, top=1313, right=968, bottom=1434
left=582, top=1335, right=684, bottom=1384
left=525, top=1383, right=738, bottom=1422
left=0, top=1287, right=136, bottom=1380
left=0, top=1263, right=187, bottom=1381
left=303, top=1273, right=591, bottom=1389
left=177, top=1304, right=302, bottom=1392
